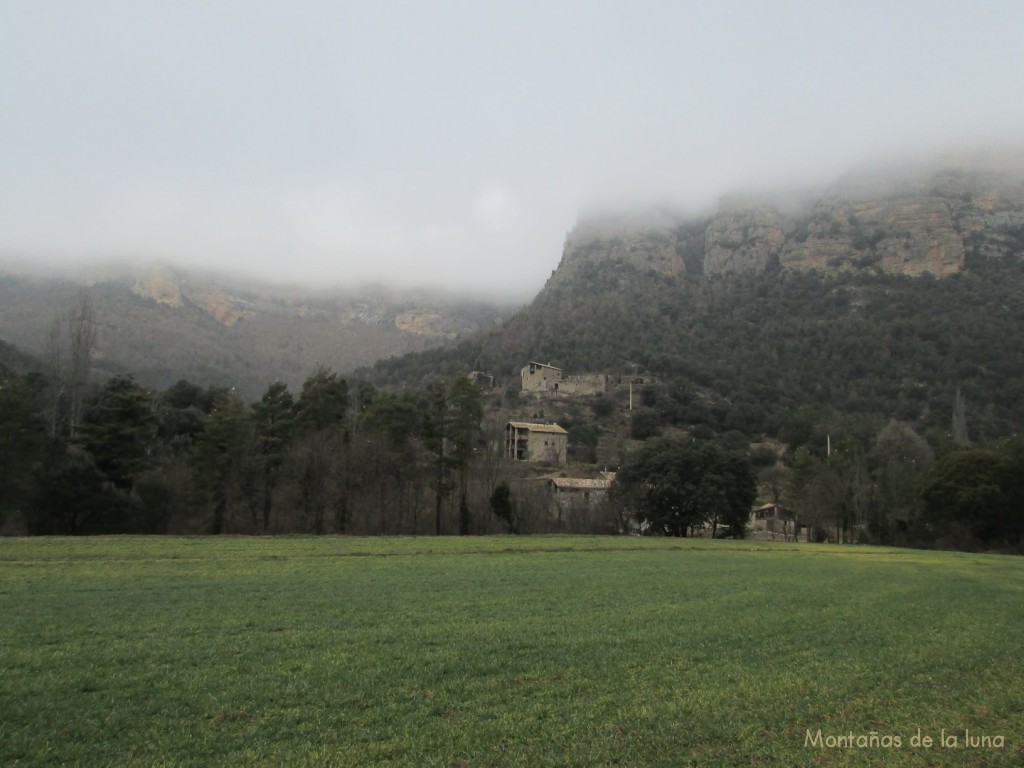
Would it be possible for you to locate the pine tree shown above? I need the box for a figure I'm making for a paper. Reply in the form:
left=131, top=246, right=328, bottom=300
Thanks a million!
left=193, top=390, right=253, bottom=534
left=77, top=374, right=155, bottom=490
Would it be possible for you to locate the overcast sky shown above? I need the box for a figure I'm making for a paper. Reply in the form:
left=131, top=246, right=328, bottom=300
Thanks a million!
left=2, top=1, right=1023, bottom=298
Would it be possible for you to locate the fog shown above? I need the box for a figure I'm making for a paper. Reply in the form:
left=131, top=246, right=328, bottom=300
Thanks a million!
left=2, top=1, right=1023, bottom=300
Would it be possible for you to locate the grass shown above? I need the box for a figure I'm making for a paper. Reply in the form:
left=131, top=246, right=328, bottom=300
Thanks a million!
left=1, top=536, right=1022, bottom=766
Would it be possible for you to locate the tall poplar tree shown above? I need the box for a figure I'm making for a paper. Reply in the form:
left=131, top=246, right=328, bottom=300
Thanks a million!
left=251, top=381, right=295, bottom=532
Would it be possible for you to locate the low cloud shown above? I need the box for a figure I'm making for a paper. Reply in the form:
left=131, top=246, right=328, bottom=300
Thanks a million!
left=2, top=2, right=1023, bottom=299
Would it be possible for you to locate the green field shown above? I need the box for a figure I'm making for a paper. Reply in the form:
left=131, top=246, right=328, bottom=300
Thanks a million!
left=1, top=536, right=1022, bottom=766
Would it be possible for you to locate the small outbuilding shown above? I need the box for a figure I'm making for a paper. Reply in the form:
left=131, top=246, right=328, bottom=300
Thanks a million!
left=548, top=473, right=617, bottom=526
left=750, top=503, right=804, bottom=541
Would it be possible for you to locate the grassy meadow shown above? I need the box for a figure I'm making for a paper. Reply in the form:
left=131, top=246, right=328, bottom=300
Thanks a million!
left=1, top=536, right=1022, bottom=766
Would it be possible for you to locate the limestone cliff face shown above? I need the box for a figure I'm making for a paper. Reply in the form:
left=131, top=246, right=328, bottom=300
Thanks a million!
left=779, top=195, right=966, bottom=276
left=704, top=204, right=787, bottom=275
left=555, top=164, right=1024, bottom=281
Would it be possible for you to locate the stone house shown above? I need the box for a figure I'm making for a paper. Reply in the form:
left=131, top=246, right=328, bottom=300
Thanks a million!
left=505, top=421, right=568, bottom=465
left=521, top=362, right=562, bottom=393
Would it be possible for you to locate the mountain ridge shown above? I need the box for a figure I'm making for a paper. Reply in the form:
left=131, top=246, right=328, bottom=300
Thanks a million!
left=553, top=161, right=1024, bottom=286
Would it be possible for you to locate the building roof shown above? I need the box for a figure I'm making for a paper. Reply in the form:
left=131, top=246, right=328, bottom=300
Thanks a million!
left=550, top=477, right=614, bottom=491
left=507, top=421, right=568, bottom=434
left=752, top=503, right=790, bottom=513
left=524, top=361, right=562, bottom=371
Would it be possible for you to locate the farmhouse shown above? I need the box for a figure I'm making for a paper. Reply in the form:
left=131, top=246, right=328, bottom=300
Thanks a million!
left=521, top=361, right=562, bottom=392
left=548, top=473, right=616, bottom=521
left=505, top=421, right=568, bottom=465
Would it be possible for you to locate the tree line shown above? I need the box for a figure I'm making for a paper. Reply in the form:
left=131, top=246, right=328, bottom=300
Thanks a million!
left=1, top=353, right=527, bottom=535
left=777, top=423, right=1024, bottom=552
left=4, top=278, right=1024, bottom=550
left=3, top=352, right=1022, bottom=550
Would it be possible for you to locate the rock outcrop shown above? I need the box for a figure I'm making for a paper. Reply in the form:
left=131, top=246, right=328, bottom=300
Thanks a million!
left=185, top=285, right=254, bottom=327
left=131, top=265, right=184, bottom=308
left=704, top=204, right=787, bottom=275
left=132, top=265, right=252, bottom=326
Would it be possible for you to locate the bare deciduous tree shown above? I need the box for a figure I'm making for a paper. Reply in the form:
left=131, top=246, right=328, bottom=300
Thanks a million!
left=45, top=316, right=67, bottom=437
left=67, top=289, right=97, bottom=437
left=44, top=289, right=97, bottom=438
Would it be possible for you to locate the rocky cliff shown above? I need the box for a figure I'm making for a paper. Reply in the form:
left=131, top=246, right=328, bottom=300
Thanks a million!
left=553, top=161, right=1024, bottom=282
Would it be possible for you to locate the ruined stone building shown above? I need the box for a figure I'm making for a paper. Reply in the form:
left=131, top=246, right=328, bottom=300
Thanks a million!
left=520, top=361, right=606, bottom=396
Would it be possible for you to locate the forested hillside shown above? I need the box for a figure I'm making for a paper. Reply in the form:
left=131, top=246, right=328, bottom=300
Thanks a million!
left=0, top=263, right=512, bottom=399
left=369, top=257, right=1024, bottom=448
